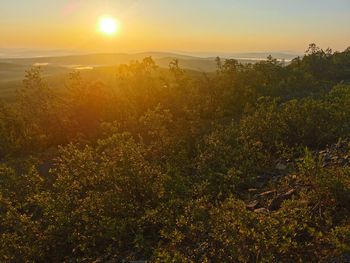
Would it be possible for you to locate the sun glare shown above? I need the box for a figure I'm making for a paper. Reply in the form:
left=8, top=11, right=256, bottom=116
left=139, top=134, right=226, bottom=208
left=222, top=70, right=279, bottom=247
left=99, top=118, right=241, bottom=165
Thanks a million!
left=98, top=16, right=119, bottom=35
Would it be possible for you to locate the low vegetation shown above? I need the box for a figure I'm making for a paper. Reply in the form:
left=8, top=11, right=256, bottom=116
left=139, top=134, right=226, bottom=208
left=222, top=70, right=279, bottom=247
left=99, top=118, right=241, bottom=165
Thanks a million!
left=0, top=44, right=350, bottom=262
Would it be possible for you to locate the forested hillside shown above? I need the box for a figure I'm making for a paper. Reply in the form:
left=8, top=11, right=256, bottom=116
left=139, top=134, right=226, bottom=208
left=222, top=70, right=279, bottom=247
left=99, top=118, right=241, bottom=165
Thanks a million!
left=0, top=44, right=350, bottom=262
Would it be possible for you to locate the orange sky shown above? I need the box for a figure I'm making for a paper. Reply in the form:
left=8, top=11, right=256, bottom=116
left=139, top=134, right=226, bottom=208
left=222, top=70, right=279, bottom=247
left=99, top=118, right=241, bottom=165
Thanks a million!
left=1, top=0, right=349, bottom=53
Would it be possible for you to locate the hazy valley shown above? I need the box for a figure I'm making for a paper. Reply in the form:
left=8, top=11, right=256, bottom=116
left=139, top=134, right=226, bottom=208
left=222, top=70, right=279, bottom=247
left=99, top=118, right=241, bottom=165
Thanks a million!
left=0, top=51, right=298, bottom=98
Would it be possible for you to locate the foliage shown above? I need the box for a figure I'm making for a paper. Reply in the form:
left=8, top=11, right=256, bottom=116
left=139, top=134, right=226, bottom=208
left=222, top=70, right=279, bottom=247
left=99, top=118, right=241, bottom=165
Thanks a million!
left=0, top=44, right=349, bottom=262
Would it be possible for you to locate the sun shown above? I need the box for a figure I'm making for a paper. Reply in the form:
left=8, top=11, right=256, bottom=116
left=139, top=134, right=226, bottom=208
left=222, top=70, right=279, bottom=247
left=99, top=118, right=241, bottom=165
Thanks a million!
left=98, top=15, right=119, bottom=35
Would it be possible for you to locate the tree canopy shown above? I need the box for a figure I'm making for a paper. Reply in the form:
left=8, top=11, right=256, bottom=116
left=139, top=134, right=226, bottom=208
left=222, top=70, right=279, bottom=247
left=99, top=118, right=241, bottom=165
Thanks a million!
left=0, top=44, right=350, bottom=262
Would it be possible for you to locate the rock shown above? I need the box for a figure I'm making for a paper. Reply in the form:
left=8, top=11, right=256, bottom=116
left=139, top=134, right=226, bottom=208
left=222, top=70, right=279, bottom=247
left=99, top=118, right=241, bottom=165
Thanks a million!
left=254, top=208, right=269, bottom=213
left=257, top=190, right=276, bottom=198
left=268, top=189, right=296, bottom=211
left=322, top=163, right=330, bottom=168
left=324, top=252, right=350, bottom=263
left=246, top=200, right=259, bottom=210
left=317, top=139, right=350, bottom=168
left=339, top=158, right=347, bottom=165
left=276, top=162, right=287, bottom=170
left=324, top=155, right=332, bottom=161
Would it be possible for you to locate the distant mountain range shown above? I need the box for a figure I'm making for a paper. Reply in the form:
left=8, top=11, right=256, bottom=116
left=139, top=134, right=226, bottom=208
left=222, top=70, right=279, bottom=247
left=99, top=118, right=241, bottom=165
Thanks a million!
left=0, top=48, right=82, bottom=59
left=0, top=50, right=301, bottom=73
left=0, top=48, right=301, bottom=60
left=0, top=49, right=302, bottom=99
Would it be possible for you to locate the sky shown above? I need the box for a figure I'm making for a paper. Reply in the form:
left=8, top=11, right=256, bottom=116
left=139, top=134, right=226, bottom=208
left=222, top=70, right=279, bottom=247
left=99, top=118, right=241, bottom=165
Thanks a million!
left=1, top=0, right=349, bottom=54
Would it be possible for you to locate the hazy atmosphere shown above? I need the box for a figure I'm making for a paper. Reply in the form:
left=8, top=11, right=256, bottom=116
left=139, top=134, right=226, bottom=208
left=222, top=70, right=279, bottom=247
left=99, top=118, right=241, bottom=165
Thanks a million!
left=0, top=1, right=350, bottom=262
left=1, top=0, right=350, bottom=54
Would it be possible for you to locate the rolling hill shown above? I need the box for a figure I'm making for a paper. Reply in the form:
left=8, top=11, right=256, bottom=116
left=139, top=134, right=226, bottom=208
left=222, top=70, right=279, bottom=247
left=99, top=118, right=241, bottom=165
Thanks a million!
left=0, top=51, right=297, bottom=99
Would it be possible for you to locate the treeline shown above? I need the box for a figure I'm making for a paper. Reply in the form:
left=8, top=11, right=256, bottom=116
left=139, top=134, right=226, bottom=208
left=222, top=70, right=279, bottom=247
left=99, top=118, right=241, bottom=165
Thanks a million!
left=0, top=44, right=350, bottom=262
